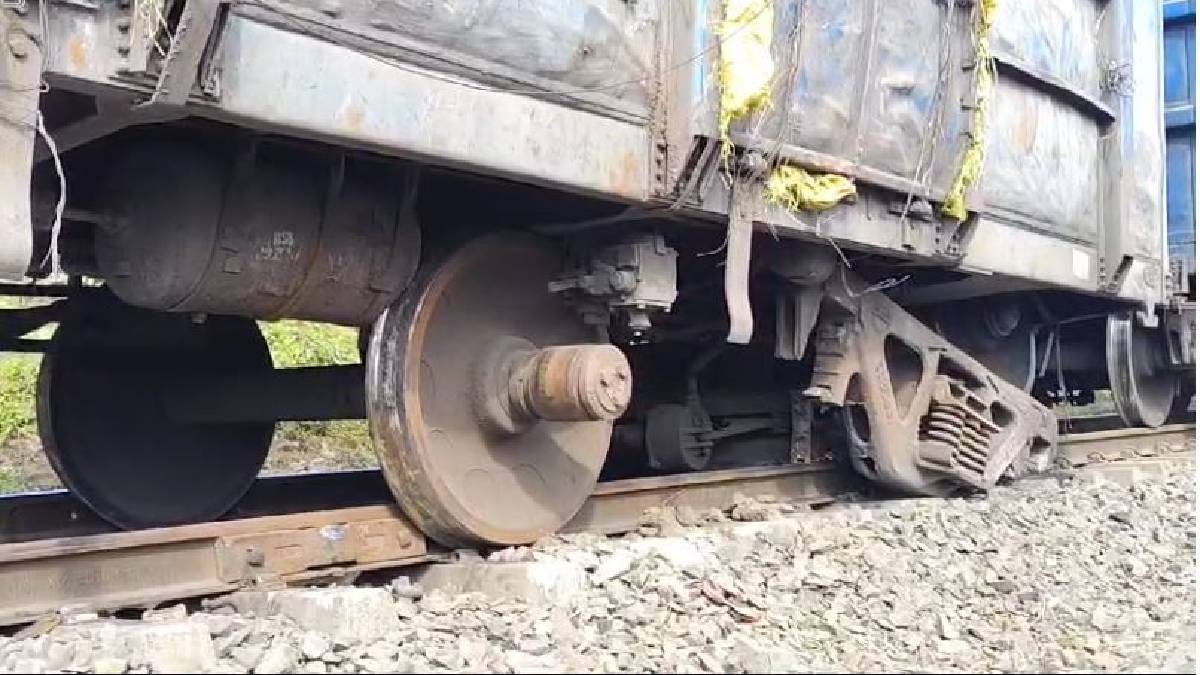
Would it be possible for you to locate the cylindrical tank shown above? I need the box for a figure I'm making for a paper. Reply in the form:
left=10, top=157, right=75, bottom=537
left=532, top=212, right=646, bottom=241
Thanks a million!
left=95, top=140, right=420, bottom=325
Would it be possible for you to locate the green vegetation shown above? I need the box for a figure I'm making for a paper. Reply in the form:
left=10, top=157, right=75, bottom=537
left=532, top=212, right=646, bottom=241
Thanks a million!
left=259, top=320, right=361, bottom=368
left=0, top=355, right=38, bottom=444
left=257, top=320, right=376, bottom=473
left=0, top=297, right=46, bottom=445
left=0, top=468, right=25, bottom=494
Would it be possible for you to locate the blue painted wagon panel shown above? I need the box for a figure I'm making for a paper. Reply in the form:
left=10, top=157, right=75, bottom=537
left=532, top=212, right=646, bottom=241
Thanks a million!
left=992, top=0, right=1100, bottom=95
left=779, top=0, right=870, bottom=158
left=1163, top=0, right=1195, bottom=265
left=979, top=77, right=1101, bottom=242
left=1166, top=135, right=1196, bottom=263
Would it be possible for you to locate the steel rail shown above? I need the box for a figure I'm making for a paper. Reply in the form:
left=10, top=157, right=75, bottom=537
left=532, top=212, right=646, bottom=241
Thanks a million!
left=0, top=424, right=1191, bottom=628
left=1057, top=423, right=1195, bottom=463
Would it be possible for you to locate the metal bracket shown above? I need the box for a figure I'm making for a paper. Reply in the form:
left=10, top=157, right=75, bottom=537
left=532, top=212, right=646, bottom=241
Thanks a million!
left=30, top=0, right=221, bottom=165
left=788, top=392, right=814, bottom=464
left=725, top=167, right=761, bottom=344
left=1100, top=253, right=1133, bottom=295
left=33, top=99, right=183, bottom=163
left=214, top=517, right=423, bottom=585
left=670, top=136, right=721, bottom=207
left=775, top=285, right=823, bottom=360
left=1164, top=302, right=1196, bottom=369
left=146, top=0, right=224, bottom=107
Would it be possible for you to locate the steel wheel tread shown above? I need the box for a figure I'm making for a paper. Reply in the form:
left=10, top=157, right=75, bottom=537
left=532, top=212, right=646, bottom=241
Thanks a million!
left=366, top=233, right=613, bottom=547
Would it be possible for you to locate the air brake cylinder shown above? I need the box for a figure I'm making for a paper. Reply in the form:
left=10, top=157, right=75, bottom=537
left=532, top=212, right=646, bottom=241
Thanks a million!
left=94, top=141, right=420, bottom=325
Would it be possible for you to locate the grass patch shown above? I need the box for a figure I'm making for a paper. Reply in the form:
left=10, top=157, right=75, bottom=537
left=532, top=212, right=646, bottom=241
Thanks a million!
left=258, top=320, right=375, bottom=473
left=259, top=320, right=361, bottom=368
left=0, top=355, right=39, bottom=445
left=0, top=468, right=27, bottom=494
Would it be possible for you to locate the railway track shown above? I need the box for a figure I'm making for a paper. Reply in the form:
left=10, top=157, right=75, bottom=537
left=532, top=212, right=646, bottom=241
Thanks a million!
left=0, top=423, right=1191, bottom=629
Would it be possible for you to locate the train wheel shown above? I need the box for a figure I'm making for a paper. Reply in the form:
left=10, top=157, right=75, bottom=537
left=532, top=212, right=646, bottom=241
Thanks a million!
left=38, top=291, right=275, bottom=529
left=1106, top=312, right=1180, bottom=428
left=366, top=233, right=631, bottom=547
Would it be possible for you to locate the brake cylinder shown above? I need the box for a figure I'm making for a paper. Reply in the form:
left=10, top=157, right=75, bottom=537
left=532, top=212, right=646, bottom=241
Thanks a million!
left=95, top=140, right=420, bottom=325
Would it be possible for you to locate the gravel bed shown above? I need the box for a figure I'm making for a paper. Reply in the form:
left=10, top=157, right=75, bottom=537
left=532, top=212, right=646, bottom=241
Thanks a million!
left=0, top=461, right=1193, bottom=674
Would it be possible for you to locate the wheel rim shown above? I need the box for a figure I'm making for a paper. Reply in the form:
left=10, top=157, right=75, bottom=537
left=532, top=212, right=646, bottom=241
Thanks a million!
left=1106, top=312, right=1179, bottom=428
left=366, top=233, right=618, bottom=547
left=38, top=291, right=275, bottom=529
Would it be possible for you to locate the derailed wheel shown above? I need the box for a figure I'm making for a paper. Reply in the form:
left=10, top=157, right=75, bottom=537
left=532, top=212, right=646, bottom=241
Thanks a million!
left=366, top=233, right=631, bottom=547
left=1107, top=312, right=1180, bottom=428
left=38, top=291, right=275, bottom=529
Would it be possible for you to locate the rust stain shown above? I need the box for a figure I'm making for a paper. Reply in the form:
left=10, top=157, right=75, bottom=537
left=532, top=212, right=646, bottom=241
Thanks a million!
left=608, top=151, right=643, bottom=198
left=339, top=105, right=365, bottom=134
left=68, top=34, right=89, bottom=71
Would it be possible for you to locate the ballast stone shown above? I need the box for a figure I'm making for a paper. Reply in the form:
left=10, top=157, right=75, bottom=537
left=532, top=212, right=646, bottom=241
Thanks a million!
left=129, top=621, right=217, bottom=673
left=635, top=537, right=709, bottom=568
left=298, top=632, right=330, bottom=661
left=218, top=588, right=400, bottom=643
left=1079, top=459, right=1179, bottom=487
left=254, top=643, right=299, bottom=674
left=415, top=555, right=587, bottom=606
left=64, top=620, right=216, bottom=674
left=91, top=657, right=128, bottom=674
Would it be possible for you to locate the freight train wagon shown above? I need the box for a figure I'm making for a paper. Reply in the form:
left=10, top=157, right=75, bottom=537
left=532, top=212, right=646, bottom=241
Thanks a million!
left=0, top=0, right=1192, bottom=546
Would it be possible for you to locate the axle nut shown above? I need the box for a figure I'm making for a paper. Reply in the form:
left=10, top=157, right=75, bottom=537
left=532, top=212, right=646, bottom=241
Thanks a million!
left=474, top=339, right=632, bottom=435
left=527, top=344, right=632, bottom=422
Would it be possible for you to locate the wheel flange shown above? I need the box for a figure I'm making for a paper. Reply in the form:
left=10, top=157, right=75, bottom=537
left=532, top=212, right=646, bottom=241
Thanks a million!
left=366, top=233, right=630, bottom=547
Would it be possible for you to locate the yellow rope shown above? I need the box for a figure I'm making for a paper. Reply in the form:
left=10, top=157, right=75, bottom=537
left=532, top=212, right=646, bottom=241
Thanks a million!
left=717, top=0, right=775, bottom=153
left=765, top=166, right=856, bottom=211
left=717, top=0, right=855, bottom=212
left=941, top=0, right=998, bottom=221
